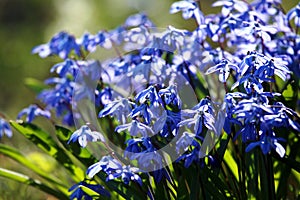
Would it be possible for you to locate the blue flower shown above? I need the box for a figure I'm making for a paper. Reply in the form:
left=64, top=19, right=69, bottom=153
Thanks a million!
left=159, top=110, right=181, bottom=137
left=0, top=118, right=12, bottom=139
left=212, top=0, right=249, bottom=16
left=68, top=125, right=105, bottom=148
left=218, top=14, right=244, bottom=33
left=229, top=97, right=264, bottom=138
left=124, top=26, right=150, bottom=48
left=87, top=156, right=121, bottom=178
left=95, top=87, right=113, bottom=107
left=124, top=138, right=163, bottom=171
left=128, top=50, right=166, bottom=82
left=251, top=0, right=280, bottom=15
left=17, top=104, right=51, bottom=123
left=159, top=26, right=191, bottom=52
left=176, top=140, right=201, bottom=168
left=86, top=156, right=143, bottom=186
left=170, top=0, right=204, bottom=25
left=175, top=132, right=195, bottom=154
left=236, top=20, right=278, bottom=42
left=246, top=135, right=285, bottom=157
left=50, top=59, right=80, bottom=78
left=233, top=51, right=265, bottom=75
left=124, top=13, right=155, bottom=28
left=124, top=138, right=145, bottom=157
left=130, top=104, right=152, bottom=125
left=264, top=102, right=300, bottom=131
left=159, top=85, right=182, bottom=110
left=77, top=31, right=112, bottom=53
left=32, top=31, right=81, bottom=60
left=94, top=31, right=112, bottom=49
left=69, top=181, right=110, bottom=200
left=77, top=32, right=97, bottom=52
left=205, top=59, right=239, bottom=83
left=108, top=26, right=127, bottom=45
left=99, top=98, right=135, bottom=124
left=38, top=76, right=74, bottom=124
left=106, top=165, right=142, bottom=186
left=254, top=57, right=290, bottom=81
left=233, top=97, right=273, bottom=122
left=109, top=58, right=130, bottom=76
left=231, top=52, right=290, bottom=93
left=135, top=85, right=161, bottom=107
left=287, top=3, right=300, bottom=27
left=136, top=150, right=163, bottom=171
left=115, top=120, right=154, bottom=137
left=179, top=98, right=216, bottom=136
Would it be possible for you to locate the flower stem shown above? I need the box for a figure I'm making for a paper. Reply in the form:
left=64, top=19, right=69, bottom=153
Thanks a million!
left=265, top=154, right=276, bottom=200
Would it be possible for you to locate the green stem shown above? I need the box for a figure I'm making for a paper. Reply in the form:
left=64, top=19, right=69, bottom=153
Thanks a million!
left=265, top=154, right=276, bottom=200
left=241, top=143, right=247, bottom=199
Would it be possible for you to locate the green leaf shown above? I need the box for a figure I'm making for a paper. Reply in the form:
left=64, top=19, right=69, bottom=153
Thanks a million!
left=10, top=121, right=84, bottom=182
left=174, top=164, right=190, bottom=200
left=79, top=185, right=109, bottom=199
left=214, top=133, right=230, bottom=175
left=24, top=78, right=48, bottom=94
left=0, top=167, right=68, bottom=200
left=223, top=149, right=239, bottom=181
left=282, top=84, right=294, bottom=100
left=0, top=144, right=68, bottom=195
left=201, top=167, right=230, bottom=199
left=276, top=137, right=300, bottom=199
left=194, top=70, right=209, bottom=100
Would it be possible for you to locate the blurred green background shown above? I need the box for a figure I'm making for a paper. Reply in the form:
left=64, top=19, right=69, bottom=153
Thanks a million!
left=0, top=0, right=297, bottom=199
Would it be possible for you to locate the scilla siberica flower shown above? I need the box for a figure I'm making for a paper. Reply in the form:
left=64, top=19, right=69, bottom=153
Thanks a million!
left=170, top=0, right=204, bottom=25
left=115, top=120, right=154, bottom=137
left=86, top=156, right=142, bottom=186
left=99, top=98, right=135, bottom=124
left=28, top=0, right=300, bottom=198
left=287, top=3, right=300, bottom=27
left=236, top=20, right=277, bottom=42
left=178, top=97, right=216, bottom=137
left=17, top=104, right=50, bottom=123
left=246, top=135, right=286, bottom=157
left=0, top=118, right=12, bottom=139
left=124, top=137, right=163, bottom=174
left=68, top=125, right=105, bottom=148
left=205, top=59, right=239, bottom=83
left=50, top=59, right=80, bottom=78
left=32, top=31, right=81, bottom=60
left=95, top=87, right=113, bottom=107
left=77, top=31, right=112, bottom=53
left=212, top=0, right=248, bottom=17
left=38, top=76, right=74, bottom=125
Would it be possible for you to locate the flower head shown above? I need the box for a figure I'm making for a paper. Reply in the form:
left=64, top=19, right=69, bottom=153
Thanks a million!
left=0, top=118, right=12, bottom=139
left=205, top=59, right=239, bottom=83
left=17, top=104, right=51, bottom=123
left=246, top=135, right=285, bottom=157
left=170, top=0, right=204, bottom=25
left=32, top=31, right=81, bottom=59
left=287, top=3, right=300, bottom=27
left=68, top=125, right=105, bottom=148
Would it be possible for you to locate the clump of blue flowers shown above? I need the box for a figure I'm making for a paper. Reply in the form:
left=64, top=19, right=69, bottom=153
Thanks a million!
left=2, top=0, right=300, bottom=199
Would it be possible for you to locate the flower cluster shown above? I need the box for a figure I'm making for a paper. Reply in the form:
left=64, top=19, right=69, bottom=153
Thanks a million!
left=10, top=0, right=300, bottom=199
